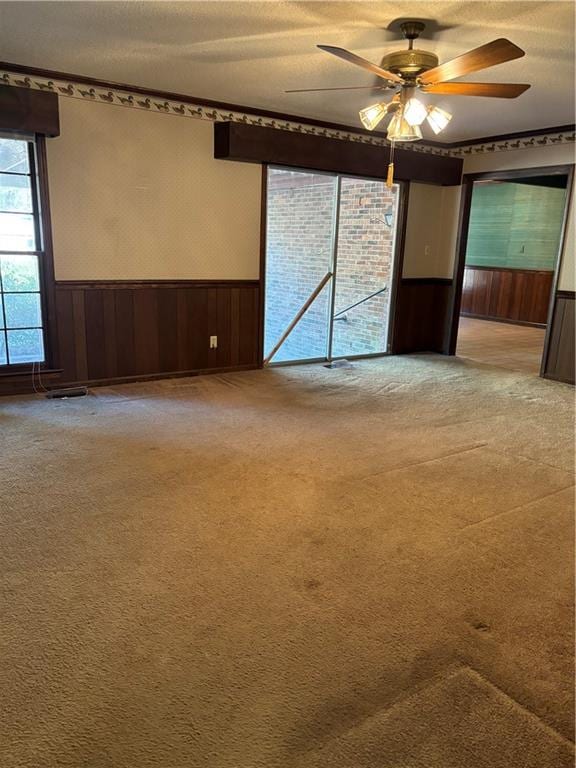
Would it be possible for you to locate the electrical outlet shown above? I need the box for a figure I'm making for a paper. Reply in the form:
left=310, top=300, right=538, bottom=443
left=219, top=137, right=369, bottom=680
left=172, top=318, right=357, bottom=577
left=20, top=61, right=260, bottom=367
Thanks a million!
left=210, top=335, right=218, bottom=349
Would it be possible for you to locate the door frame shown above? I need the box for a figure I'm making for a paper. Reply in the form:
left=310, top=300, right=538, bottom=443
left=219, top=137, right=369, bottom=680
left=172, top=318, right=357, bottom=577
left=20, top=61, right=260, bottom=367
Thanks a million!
left=258, top=163, right=409, bottom=366
left=447, top=163, right=575, bottom=375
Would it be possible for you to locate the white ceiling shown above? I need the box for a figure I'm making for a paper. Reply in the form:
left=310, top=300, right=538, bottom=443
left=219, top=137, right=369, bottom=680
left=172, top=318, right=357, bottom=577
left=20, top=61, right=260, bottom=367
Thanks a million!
left=0, top=1, right=574, bottom=142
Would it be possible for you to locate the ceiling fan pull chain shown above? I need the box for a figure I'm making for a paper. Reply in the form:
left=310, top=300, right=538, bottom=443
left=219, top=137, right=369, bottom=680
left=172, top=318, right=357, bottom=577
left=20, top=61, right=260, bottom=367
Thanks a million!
left=386, top=140, right=395, bottom=188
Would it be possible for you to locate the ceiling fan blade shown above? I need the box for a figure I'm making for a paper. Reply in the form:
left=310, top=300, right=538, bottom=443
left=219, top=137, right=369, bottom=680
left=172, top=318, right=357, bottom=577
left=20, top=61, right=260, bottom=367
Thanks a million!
left=419, top=39, right=525, bottom=85
left=285, top=85, right=388, bottom=93
left=421, top=82, right=530, bottom=98
left=317, top=45, right=404, bottom=84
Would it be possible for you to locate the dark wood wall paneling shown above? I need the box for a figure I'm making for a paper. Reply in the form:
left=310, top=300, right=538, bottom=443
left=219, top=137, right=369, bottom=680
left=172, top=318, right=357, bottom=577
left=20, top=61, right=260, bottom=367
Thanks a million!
left=542, top=291, right=575, bottom=384
left=391, top=278, right=453, bottom=354
left=214, top=122, right=463, bottom=186
left=54, top=281, right=260, bottom=387
left=461, top=266, right=554, bottom=326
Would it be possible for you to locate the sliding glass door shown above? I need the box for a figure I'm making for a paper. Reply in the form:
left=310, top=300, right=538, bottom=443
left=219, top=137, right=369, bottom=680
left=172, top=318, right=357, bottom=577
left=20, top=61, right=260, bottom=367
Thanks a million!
left=263, top=167, right=400, bottom=365
left=331, top=177, right=399, bottom=358
left=264, top=169, right=337, bottom=363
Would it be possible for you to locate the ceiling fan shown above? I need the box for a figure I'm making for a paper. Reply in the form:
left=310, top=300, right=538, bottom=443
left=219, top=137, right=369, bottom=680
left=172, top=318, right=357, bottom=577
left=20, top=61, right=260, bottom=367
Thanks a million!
left=287, top=21, right=530, bottom=142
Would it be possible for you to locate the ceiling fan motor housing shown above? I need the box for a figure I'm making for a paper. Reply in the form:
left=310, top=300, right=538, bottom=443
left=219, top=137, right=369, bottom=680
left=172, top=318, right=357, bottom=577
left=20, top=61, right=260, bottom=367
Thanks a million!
left=381, top=49, right=439, bottom=79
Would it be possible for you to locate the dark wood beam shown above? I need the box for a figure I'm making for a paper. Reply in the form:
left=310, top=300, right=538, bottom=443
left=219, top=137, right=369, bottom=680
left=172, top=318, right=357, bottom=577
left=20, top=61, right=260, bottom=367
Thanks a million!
left=0, top=84, right=59, bottom=136
left=214, top=122, right=463, bottom=186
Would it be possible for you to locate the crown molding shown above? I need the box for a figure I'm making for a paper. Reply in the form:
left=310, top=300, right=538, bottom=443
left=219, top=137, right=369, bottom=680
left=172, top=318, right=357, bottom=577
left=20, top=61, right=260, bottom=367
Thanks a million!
left=0, top=60, right=455, bottom=157
left=0, top=61, right=574, bottom=160
left=429, top=124, right=576, bottom=149
left=0, top=60, right=390, bottom=138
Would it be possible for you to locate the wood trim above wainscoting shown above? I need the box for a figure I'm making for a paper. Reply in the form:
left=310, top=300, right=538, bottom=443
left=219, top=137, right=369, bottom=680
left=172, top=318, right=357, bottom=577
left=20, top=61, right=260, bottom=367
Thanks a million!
left=462, top=265, right=555, bottom=273
left=397, top=277, right=453, bottom=285
left=56, top=279, right=259, bottom=289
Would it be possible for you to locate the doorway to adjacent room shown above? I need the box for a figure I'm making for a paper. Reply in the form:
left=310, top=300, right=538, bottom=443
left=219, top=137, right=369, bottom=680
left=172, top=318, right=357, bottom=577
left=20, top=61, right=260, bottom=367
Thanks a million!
left=452, top=166, right=572, bottom=375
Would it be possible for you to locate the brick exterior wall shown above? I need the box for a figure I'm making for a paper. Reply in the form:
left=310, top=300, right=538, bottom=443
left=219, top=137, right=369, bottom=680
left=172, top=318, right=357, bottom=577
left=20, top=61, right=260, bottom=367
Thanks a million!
left=264, top=170, right=398, bottom=362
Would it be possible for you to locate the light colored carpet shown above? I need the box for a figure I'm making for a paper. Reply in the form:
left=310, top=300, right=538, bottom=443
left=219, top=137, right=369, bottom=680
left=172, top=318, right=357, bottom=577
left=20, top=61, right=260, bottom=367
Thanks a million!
left=0, top=354, right=574, bottom=768
left=457, top=316, right=546, bottom=375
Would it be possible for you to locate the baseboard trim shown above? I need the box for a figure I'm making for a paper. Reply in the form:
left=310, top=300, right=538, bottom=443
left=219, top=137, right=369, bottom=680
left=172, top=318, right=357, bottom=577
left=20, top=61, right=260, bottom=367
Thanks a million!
left=0, top=367, right=63, bottom=379
left=460, top=313, right=547, bottom=329
left=541, top=372, right=575, bottom=386
left=0, top=369, right=63, bottom=396
left=0, top=364, right=259, bottom=397
left=55, top=364, right=259, bottom=391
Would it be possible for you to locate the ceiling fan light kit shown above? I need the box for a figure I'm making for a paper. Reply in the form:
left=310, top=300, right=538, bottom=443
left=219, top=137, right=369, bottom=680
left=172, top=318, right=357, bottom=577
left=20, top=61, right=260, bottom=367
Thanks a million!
left=403, top=96, right=428, bottom=126
left=297, top=20, right=529, bottom=150
left=359, top=101, right=391, bottom=131
left=387, top=111, right=422, bottom=142
left=359, top=96, right=400, bottom=130
left=426, top=105, right=452, bottom=134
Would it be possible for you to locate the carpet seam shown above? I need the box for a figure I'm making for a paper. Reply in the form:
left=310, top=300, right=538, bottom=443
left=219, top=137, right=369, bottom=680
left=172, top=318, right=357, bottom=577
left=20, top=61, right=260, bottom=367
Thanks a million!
left=458, top=484, right=575, bottom=530
left=300, top=663, right=468, bottom=757
left=484, top=445, right=576, bottom=474
left=359, top=443, right=489, bottom=481
left=306, top=665, right=575, bottom=758
left=466, top=667, right=576, bottom=750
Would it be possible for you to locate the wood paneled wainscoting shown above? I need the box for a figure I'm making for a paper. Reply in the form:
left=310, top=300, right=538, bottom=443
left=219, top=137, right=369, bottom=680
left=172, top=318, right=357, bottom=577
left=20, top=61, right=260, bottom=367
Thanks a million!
left=391, top=278, right=453, bottom=354
left=56, top=280, right=260, bottom=383
left=53, top=280, right=260, bottom=388
left=542, top=290, right=575, bottom=385
left=461, top=266, right=554, bottom=326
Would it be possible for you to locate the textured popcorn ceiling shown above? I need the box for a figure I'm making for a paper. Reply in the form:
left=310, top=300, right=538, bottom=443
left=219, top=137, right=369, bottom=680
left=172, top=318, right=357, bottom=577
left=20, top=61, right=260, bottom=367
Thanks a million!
left=0, top=1, right=573, bottom=142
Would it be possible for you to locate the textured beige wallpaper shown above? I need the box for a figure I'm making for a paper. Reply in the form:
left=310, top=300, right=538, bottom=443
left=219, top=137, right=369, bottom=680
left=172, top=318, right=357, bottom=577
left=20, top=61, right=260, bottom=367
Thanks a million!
left=402, top=183, right=461, bottom=278
left=402, top=144, right=574, bottom=287
left=46, top=98, right=262, bottom=280
left=463, top=143, right=575, bottom=291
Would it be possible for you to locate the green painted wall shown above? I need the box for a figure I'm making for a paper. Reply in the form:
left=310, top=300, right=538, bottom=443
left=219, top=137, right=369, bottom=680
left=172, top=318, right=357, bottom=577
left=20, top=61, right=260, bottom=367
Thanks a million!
left=465, top=182, right=566, bottom=270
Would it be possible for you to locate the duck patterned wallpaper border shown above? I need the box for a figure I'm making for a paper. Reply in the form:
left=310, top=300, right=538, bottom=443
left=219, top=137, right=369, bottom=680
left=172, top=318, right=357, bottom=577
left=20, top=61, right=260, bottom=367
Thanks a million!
left=1, top=68, right=574, bottom=159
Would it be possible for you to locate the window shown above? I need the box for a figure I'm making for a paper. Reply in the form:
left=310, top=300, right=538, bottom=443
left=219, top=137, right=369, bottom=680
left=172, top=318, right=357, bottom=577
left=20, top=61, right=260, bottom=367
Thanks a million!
left=0, top=137, right=45, bottom=366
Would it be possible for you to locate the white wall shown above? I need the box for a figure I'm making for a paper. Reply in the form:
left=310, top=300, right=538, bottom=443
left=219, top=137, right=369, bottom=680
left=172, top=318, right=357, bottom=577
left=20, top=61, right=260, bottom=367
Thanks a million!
left=402, top=183, right=461, bottom=278
left=463, top=143, right=575, bottom=290
left=46, top=98, right=262, bottom=281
